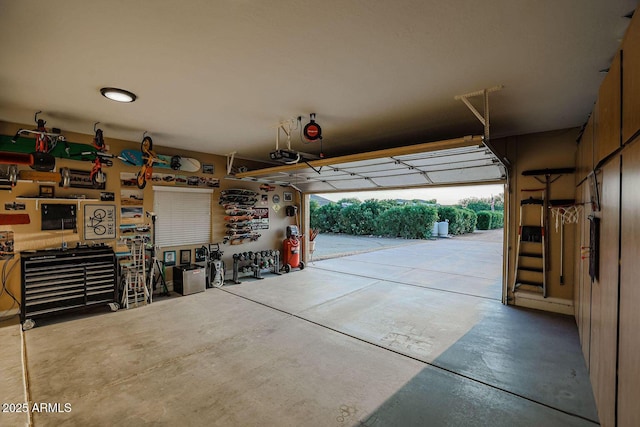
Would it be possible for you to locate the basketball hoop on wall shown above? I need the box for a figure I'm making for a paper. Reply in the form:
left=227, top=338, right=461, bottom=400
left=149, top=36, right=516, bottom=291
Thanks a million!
left=550, top=204, right=583, bottom=232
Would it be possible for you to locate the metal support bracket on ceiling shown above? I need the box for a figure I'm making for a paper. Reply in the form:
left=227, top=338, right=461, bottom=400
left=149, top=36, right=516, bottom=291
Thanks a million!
left=455, top=85, right=503, bottom=142
left=275, top=120, right=294, bottom=151
left=226, top=151, right=237, bottom=175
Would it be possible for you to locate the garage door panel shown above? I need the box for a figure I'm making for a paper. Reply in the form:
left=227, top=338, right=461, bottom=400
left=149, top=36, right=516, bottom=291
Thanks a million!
left=399, top=152, right=490, bottom=168
left=429, top=165, right=504, bottom=183
left=234, top=136, right=505, bottom=191
left=335, top=162, right=404, bottom=174
left=371, top=173, right=431, bottom=187
left=328, top=177, right=380, bottom=190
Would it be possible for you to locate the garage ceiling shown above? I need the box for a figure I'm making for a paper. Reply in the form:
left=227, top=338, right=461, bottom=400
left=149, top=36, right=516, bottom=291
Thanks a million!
left=0, top=1, right=637, bottom=162
left=234, top=135, right=505, bottom=193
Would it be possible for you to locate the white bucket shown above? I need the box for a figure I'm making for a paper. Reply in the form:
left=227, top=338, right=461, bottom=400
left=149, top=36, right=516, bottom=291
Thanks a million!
left=437, top=221, right=449, bottom=237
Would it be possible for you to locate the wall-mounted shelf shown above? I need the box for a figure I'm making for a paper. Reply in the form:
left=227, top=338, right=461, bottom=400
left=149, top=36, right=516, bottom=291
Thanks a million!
left=16, top=197, right=99, bottom=210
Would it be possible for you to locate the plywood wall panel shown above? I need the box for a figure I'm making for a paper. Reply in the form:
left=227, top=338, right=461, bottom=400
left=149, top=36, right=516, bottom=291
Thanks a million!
left=622, top=13, right=640, bottom=144
left=618, top=139, right=640, bottom=427
left=589, top=160, right=620, bottom=427
left=596, top=52, right=621, bottom=164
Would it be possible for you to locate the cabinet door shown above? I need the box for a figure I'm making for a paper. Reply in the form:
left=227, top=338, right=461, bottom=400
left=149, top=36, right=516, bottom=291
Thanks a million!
left=623, top=13, right=640, bottom=144
left=619, top=139, right=640, bottom=426
left=589, top=159, right=620, bottom=427
left=579, top=184, right=592, bottom=364
left=596, top=52, right=621, bottom=164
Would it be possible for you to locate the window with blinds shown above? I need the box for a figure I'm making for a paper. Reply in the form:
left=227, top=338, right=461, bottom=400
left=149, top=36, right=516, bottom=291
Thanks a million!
left=153, top=186, right=213, bottom=248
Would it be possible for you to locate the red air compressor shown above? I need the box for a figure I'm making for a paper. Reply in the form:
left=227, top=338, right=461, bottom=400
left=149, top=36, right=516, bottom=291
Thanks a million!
left=282, top=225, right=305, bottom=273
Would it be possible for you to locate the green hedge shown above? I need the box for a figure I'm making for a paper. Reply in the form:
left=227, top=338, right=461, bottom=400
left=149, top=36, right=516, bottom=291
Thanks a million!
left=309, top=199, right=481, bottom=238
left=376, top=204, right=438, bottom=239
left=476, top=210, right=504, bottom=230
left=311, top=203, right=342, bottom=233
left=459, top=208, right=478, bottom=234
left=436, top=206, right=478, bottom=235
left=477, top=211, right=492, bottom=230
left=490, top=211, right=504, bottom=228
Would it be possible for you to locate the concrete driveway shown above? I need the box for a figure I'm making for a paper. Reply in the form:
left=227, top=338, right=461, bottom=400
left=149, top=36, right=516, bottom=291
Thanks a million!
left=311, top=229, right=503, bottom=300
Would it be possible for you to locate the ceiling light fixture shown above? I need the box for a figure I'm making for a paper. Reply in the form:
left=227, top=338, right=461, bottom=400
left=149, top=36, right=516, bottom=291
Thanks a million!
left=100, top=87, right=137, bottom=103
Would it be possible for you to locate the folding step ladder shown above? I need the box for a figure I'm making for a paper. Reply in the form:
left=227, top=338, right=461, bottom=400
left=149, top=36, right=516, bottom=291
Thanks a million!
left=121, top=237, right=149, bottom=308
left=513, top=189, right=547, bottom=297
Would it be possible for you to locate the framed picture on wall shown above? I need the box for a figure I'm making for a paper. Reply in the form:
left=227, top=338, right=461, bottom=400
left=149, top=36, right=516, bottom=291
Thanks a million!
left=180, top=249, right=191, bottom=266
left=283, top=191, right=293, bottom=202
left=84, top=204, right=116, bottom=239
left=68, top=169, right=106, bottom=190
left=164, top=250, right=176, bottom=267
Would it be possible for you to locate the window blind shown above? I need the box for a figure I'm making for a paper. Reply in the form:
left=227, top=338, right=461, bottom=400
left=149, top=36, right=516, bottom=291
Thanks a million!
left=153, top=186, right=213, bottom=247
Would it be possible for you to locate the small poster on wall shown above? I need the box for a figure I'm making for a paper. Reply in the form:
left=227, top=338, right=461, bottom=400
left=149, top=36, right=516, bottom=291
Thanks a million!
left=120, top=172, right=138, bottom=187
left=121, top=206, right=144, bottom=224
left=121, top=189, right=143, bottom=206
left=254, top=207, right=269, bottom=230
left=84, top=205, right=116, bottom=240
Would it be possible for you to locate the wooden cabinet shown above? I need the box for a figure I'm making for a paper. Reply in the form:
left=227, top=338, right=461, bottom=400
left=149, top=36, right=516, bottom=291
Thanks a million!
left=623, top=12, right=640, bottom=144
left=577, top=184, right=592, bottom=365
left=619, top=139, right=640, bottom=427
left=595, top=52, right=621, bottom=164
left=20, top=246, right=117, bottom=329
left=578, top=114, right=595, bottom=182
left=589, top=160, right=620, bottom=427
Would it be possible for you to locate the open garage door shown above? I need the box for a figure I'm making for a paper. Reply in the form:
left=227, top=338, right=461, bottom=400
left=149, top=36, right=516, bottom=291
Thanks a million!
left=233, top=135, right=506, bottom=192
left=232, top=135, right=508, bottom=303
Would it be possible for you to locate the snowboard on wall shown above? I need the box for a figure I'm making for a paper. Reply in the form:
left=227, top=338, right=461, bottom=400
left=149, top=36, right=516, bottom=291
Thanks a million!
left=119, top=149, right=201, bottom=172
left=0, top=135, right=100, bottom=159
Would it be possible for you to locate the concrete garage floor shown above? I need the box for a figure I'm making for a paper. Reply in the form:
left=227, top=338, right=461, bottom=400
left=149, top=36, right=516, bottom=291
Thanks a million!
left=0, top=231, right=597, bottom=426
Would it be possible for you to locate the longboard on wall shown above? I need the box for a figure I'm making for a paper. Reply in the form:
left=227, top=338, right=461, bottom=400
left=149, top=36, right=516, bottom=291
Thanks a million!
left=119, top=149, right=201, bottom=173
left=19, top=168, right=71, bottom=187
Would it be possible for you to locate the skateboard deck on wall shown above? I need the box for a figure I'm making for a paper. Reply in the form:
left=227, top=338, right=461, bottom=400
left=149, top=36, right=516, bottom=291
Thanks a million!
left=221, top=189, right=258, bottom=196
left=223, top=232, right=261, bottom=244
left=219, top=195, right=258, bottom=205
left=119, top=149, right=201, bottom=172
left=220, top=188, right=259, bottom=245
left=223, top=214, right=254, bottom=222
left=224, top=208, right=255, bottom=215
left=225, top=220, right=255, bottom=228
